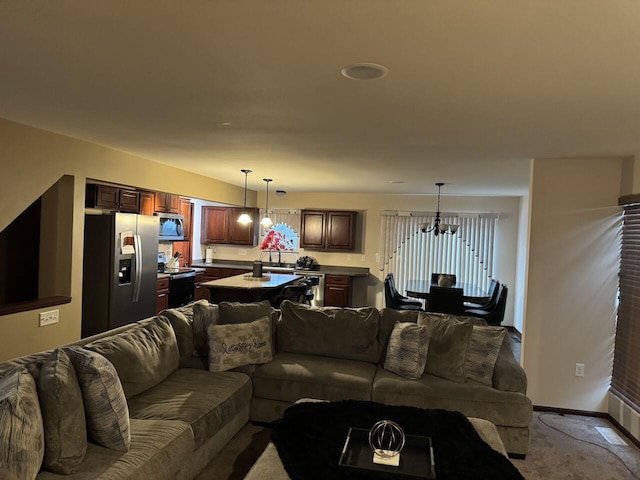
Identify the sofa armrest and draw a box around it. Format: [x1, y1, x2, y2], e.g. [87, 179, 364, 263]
[492, 338, 527, 393]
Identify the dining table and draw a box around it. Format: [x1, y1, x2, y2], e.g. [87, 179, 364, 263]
[405, 280, 488, 303]
[202, 273, 301, 304]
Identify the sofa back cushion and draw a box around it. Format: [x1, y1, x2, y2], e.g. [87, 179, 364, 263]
[160, 299, 210, 364]
[84, 316, 179, 398]
[278, 301, 380, 363]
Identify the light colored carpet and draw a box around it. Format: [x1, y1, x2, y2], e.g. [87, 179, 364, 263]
[196, 412, 640, 479]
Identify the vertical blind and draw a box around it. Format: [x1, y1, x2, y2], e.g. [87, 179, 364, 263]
[612, 202, 640, 411]
[379, 212, 498, 299]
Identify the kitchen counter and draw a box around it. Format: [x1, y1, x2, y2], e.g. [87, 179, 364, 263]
[191, 260, 369, 277]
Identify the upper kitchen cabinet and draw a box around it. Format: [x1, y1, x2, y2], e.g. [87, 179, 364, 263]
[86, 184, 140, 212]
[300, 210, 356, 251]
[201, 206, 257, 246]
[139, 191, 155, 215]
[154, 192, 180, 213]
[178, 197, 192, 241]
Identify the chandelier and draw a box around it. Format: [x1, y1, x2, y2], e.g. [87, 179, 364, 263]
[420, 182, 459, 236]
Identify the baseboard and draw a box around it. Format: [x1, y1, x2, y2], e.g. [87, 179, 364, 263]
[533, 405, 640, 449]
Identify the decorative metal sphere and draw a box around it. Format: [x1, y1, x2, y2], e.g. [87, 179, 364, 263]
[368, 420, 406, 458]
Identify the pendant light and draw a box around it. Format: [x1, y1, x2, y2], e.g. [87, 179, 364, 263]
[419, 182, 459, 236]
[237, 169, 253, 224]
[260, 178, 273, 228]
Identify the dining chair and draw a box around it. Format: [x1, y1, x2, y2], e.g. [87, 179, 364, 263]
[431, 273, 457, 287]
[426, 286, 465, 315]
[271, 284, 310, 308]
[465, 284, 508, 325]
[464, 279, 500, 309]
[384, 274, 424, 311]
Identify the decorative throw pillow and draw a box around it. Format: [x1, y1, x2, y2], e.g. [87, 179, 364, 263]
[65, 347, 130, 452]
[383, 322, 429, 380]
[192, 303, 219, 357]
[0, 367, 44, 480]
[417, 313, 473, 383]
[207, 316, 273, 372]
[465, 326, 507, 385]
[38, 349, 87, 474]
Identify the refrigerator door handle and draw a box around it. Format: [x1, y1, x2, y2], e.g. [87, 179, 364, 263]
[133, 234, 142, 302]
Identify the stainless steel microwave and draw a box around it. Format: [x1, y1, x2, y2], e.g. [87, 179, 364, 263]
[156, 213, 185, 241]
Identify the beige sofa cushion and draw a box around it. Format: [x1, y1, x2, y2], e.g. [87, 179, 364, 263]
[35, 419, 194, 480]
[252, 352, 377, 403]
[84, 316, 179, 399]
[278, 301, 380, 363]
[127, 368, 252, 450]
[0, 367, 44, 480]
[417, 313, 473, 383]
[38, 349, 87, 474]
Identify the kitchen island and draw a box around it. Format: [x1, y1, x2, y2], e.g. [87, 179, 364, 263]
[193, 260, 370, 307]
[202, 273, 301, 304]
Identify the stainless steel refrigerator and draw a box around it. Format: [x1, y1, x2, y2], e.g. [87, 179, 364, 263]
[82, 212, 159, 337]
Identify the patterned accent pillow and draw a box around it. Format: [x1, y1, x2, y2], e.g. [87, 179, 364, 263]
[383, 322, 429, 380]
[465, 326, 507, 385]
[192, 303, 219, 357]
[65, 347, 130, 452]
[0, 367, 44, 480]
[38, 349, 87, 474]
[207, 316, 273, 372]
[417, 313, 473, 383]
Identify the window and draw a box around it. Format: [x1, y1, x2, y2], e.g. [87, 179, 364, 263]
[612, 201, 640, 412]
[379, 212, 498, 298]
[259, 209, 301, 261]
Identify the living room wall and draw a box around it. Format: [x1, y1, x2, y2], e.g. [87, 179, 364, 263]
[0, 118, 253, 361]
[524, 157, 622, 413]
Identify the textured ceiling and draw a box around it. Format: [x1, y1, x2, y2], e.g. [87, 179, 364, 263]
[1, 1, 639, 195]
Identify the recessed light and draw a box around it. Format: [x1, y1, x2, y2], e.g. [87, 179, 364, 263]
[340, 62, 389, 81]
[390, 180, 405, 184]
[222, 122, 231, 126]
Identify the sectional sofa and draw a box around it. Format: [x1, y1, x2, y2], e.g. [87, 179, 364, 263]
[0, 299, 531, 479]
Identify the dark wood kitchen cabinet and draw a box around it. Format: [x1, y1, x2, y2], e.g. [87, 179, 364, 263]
[139, 191, 155, 215]
[178, 197, 192, 241]
[324, 274, 352, 307]
[154, 192, 180, 213]
[86, 184, 140, 212]
[300, 210, 356, 251]
[201, 206, 257, 245]
[156, 277, 170, 314]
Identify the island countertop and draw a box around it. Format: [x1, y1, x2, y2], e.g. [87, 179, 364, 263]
[191, 260, 369, 277]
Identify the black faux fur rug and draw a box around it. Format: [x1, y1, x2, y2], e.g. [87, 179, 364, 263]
[271, 400, 524, 480]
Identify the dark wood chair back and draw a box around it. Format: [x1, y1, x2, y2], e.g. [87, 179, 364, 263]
[426, 286, 465, 315]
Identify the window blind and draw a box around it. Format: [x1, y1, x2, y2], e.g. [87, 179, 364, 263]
[379, 212, 497, 300]
[612, 203, 640, 411]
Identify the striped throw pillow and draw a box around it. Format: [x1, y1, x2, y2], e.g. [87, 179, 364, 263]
[465, 326, 506, 385]
[38, 349, 87, 474]
[65, 347, 130, 452]
[0, 367, 44, 480]
[383, 321, 429, 380]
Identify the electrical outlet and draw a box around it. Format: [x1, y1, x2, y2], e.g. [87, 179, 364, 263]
[375, 253, 380, 263]
[39, 309, 59, 327]
[238, 249, 247, 256]
[361, 255, 366, 262]
[347, 255, 353, 262]
[575, 363, 585, 377]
